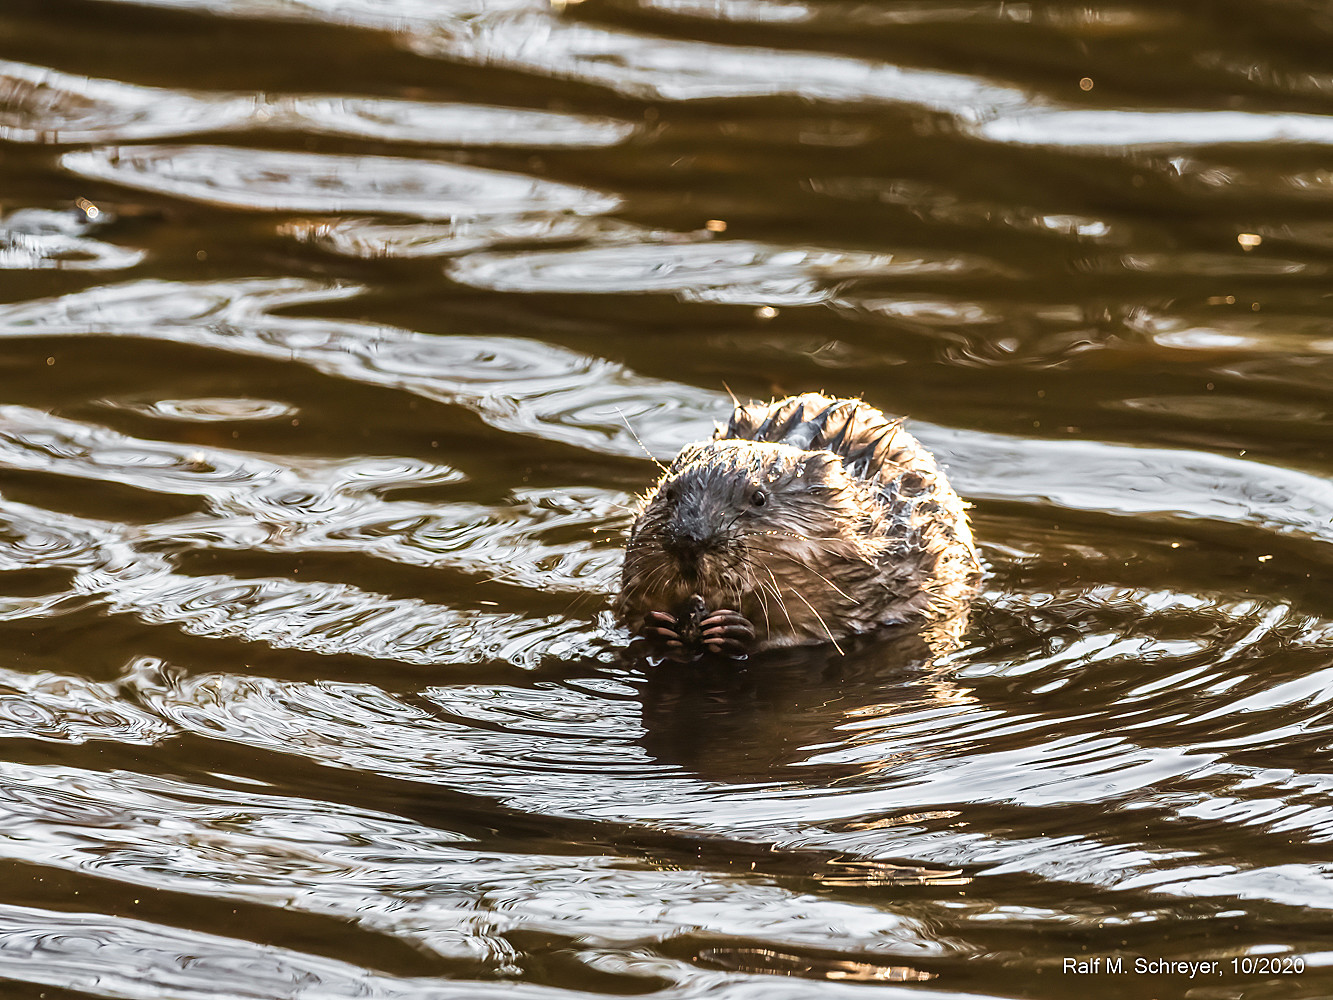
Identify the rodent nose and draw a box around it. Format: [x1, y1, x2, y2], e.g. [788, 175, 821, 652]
[663, 512, 714, 558]
[663, 525, 707, 555]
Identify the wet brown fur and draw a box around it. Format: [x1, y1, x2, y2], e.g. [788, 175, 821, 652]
[617, 393, 982, 649]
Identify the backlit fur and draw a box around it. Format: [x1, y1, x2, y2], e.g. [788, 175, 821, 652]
[617, 393, 982, 649]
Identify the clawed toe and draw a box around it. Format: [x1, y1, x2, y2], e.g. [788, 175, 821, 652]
[637, 611, 681, 644]
[702, 611, 753, 635]
[700, 610, 751, 629]
[633, 607, 754, 659]
[700, 609, 754, 656]
[704, 624, 752, 645]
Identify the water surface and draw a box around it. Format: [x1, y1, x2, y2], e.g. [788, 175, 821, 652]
[2, 1, 1333, 998]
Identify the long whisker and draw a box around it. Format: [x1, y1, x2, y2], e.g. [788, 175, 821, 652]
[788, 585, 845, 655]
[562, 587, 606, 616]
[633, 560, 671, 605]
[647, 561, 675, 598]
[762, 566, 798, 635]
[750, 566, 773, 638]
[762, 579, 793, 639]
[597, 495, 642, 517]
[737, 551, 772, 638]
[794, 562, 855, 603]
[614, 406, 669, 476]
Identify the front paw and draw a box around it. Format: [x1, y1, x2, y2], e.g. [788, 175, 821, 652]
[637, 610, 683, 647]
[699, 609, 754, 656]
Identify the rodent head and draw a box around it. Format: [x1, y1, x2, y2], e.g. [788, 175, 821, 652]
[619, 440, 879, 637]
[643, 440, 850, 564]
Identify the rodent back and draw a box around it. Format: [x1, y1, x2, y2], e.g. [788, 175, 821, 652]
[718, 392, 912, 487]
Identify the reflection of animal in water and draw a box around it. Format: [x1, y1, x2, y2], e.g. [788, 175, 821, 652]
[637, 617, 971, 785]
[618, 393, 982, 658]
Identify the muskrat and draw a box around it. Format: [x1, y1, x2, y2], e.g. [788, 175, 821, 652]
[617, 393, 982, 656]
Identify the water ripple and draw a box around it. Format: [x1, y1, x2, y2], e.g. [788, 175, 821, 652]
[0, 494, 611, 667]
[0, 61, 251, 144]
[9, 0, 1333, 994]
[0, 902, 576, 1000]
[0, 761, 957, 986]
[810, 178, 1125, 245]
[0, 406, 624, 595]
[0, 666, 168, 744]
[0, 500, 105, 572]
[637, 0, 1181, 33]
[66, 0, 1046, 119]
[0, 278, 721, 458]
[1, 60, 633, 147]
[79, 0, 533, 31]
[99, 575, 1333, 907]
[407, 10, 1037, 117]
[4, 282, 1333, 559]
[0, 207, 145, 272]
[109, 396, 299, 422]
[283, 215, 657, 260]
[930, 426, 1333, 552]
[976, 108, 1333, 151]
[290, 94, 634, 148]
[62, 146, 620, 219]
[446, 239, 1009, 306]
[96, 568, 604, 666]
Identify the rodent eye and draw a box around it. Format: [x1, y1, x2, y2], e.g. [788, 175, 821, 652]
[751, 489, 766, 507]
[664, 485, 678, 502]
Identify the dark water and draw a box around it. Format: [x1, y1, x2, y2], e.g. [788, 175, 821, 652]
[2, 1, 1333, 997]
